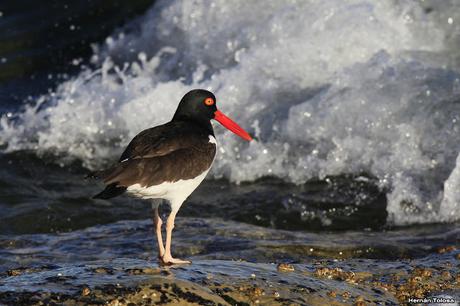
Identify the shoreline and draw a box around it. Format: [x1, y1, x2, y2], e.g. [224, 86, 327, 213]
[1, 218, 459, 305]
[2, 256, 459, 305]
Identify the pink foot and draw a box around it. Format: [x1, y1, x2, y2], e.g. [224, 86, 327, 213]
[160, 255, 191, 265]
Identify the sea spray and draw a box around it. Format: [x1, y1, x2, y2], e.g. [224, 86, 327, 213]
[1, 0, 459, 225]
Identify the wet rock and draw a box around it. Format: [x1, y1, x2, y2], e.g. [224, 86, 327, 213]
[5, 267, 45, 277]
[277, 263, 295, 272]
[126, 267, 160, 275]
[248, 286, 264, 298]
[81, 286, 91, 296]
[327, 290, 336, 298]
[6, 269, 22, 276]
[314, 267, 355, 282]
[413, 268, 432, 279]
[354, 295, 366, 306]
[93, 267, 113, 274]
[438, 246, 457, 254]
[441, 271, 452, 280]
[372, 281, 395, 293]
[107, 299, 121, 306]
[3, 256, 458, 306]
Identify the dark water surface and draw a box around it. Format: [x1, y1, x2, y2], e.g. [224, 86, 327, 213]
[0, 151, 388, 235]
[0, 151, 459, 304]
[0, 0, 155, 113]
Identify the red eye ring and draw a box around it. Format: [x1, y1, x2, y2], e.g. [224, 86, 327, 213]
[204, 97, 214, 106]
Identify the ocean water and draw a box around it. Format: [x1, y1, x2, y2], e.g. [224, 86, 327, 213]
[1, 0, 459, 227]
[1, 1, 460, 303]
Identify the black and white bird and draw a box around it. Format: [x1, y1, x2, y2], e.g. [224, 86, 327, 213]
[90, 89, 252, 264]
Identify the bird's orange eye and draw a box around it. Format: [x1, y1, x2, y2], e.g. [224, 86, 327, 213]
[204, 97, 214, 106]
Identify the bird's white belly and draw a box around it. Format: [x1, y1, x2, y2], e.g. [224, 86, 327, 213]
[126, 135, 216, 212]
[126, 168, 210, 211]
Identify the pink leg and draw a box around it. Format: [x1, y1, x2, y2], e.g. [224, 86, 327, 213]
[152, 205, 165, 258]
[161, 210, 191, 265]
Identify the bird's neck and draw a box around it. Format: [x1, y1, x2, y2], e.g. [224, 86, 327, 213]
[173, 115, 215, 136]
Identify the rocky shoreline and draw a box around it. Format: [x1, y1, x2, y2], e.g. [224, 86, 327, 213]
[1, 218, 460, 305]
[2, 248, 459, 305]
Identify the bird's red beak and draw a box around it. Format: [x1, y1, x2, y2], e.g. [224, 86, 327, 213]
[214, 110, 253, 141]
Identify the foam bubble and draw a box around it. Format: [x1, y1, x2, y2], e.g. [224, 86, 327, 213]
[440, 153, 460, 222]
[1, 0, 460, 225]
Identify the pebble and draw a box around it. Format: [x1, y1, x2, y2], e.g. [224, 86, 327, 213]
[250, 287, 264, 297]
[327, 290, 336, 298]
[355, 295, 366, 306]
[142, 267, 160, 274]
[413, 268, 432, 278]
[94, 267, 111, 274]
[441, 271, 452, 280]
[108, 299, 120, 306]
[277, 263, 295, 272]
[438, 246, 456, 254]
[81, 286, 90, 296]
[7, 269, 22, 276]
[314, 267, 355, 282]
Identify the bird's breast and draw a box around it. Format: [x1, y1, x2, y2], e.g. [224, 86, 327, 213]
[208, 135, 217, 145]
[124, 134, 216, 204]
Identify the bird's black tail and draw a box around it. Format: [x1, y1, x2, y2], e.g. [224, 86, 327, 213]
[92, 183, 127, 199]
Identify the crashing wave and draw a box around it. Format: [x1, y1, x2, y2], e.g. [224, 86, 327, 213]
[1, 0, 460, 225]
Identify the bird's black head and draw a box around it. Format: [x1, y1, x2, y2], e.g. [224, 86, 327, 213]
[173, 89, 253, 141]
[173, 89, 217, 123]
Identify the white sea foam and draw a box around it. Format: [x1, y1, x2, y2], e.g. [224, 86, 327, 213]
[1, 0, 460, 225]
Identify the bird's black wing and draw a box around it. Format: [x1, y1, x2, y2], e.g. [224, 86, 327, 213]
[118, 121, 208, 162]
[89, 120, 215, 199]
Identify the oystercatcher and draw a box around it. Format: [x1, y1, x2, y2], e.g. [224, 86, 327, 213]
[90, 89, 252, 264]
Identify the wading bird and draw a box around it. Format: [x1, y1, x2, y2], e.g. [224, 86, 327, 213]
[91, 89, 252, 264]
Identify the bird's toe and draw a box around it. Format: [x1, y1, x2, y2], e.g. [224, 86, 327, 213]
[160, 255, 191, 265]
